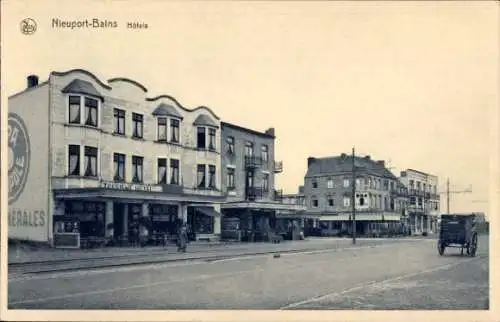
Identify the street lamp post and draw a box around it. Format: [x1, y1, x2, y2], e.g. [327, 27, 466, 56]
[351, 147, 356, 245]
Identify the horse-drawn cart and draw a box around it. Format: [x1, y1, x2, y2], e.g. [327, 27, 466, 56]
[437, 214, 478, 257]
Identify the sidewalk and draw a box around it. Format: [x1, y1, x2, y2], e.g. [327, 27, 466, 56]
[8, 237, 396, 265]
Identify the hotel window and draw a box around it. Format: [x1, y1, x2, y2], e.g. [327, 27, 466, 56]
[84, 97, 98, 127]
[208, 128, 216, 151]
[327, 179, 334, 189]
[312, 181, 318, 189]
[68, 96, 81, 124]
[197, 165, 206, 188]
[170, 119, 180, 143]
[170, 159, 179, 185]
[416, 181, 421, 190]
[208, 165, 216, 189]
[113, 153, 125, 181]
[226, 136, 235, 154]
[197, 127, 206, 149]
[246, 171, 254, 188]
[263, 173, 269, 191]
[84, 146, 98, 177]
[261, 145, 268, 162]
[114, 108, 125, 135]
[132, 113, 143, 139]
[132, 156, 144, 183]
[328, 198, 334, 207]
[409, 180, 414, 188]
[312, 199, 319, 208]
[343, 179, 350, 188]
[227, 168, 235, 189]
[68, 145, 80, 176]
[157, 158, 167, 184]
[245, 142, 254, 157]
[410, 196, 416, 205]
[157, 118, 167, 141]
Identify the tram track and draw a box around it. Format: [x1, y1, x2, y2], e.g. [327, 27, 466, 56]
[8, 242, 392, 276]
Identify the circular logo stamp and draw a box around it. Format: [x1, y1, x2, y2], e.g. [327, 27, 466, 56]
[20, 18, 37, 35]
[8, 113, 31, 205]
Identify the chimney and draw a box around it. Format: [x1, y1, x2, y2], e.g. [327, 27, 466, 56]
[307, 157, 316, 167]
[27, 75, 39, 89]
[400, 171, 407, 177]
[340, 153, 347, 158]
[364, 155, 371, 160]
[265, 127, 275, 137]
[377, 160, 385, 167]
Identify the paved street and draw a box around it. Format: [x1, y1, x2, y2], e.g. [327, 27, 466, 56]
[8, 236, 488, 310]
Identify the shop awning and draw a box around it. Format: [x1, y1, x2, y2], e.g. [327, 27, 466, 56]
[195, 207, 222, 217]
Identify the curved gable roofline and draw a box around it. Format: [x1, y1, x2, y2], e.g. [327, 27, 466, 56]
[51, 69, 112, 90]
[108, 77, 148, 93]
[146, 95, 220, 120]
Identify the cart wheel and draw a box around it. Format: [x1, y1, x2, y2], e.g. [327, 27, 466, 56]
[438, 241, 445, 256]
[468, 233, 478, 257]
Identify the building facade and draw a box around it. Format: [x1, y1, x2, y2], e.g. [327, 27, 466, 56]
[398, 169, 440, 234]
[8, 69, 227, 247]
[304, 154, 408, 236]
[219, 123, 305, 241]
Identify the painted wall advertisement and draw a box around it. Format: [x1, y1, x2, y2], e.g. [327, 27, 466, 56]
[8, 87, 50, 242]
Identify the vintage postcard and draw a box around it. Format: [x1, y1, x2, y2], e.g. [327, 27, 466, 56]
[1, 1, 498, 322]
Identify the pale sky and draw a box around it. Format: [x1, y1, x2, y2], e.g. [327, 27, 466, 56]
[2, 1, 498, 218]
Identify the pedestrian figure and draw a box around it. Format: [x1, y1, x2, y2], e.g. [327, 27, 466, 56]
[177, 224, 188, 252]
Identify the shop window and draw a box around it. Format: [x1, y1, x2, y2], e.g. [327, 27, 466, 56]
[113, 153, 125, 181]
[157, 117, 167, 141]
[132, 113, 143, 139]
[170, 159, 180, 185]
[113, 108, 125, 135]
[194, 211, 214, 234]
[170, 119, 180, 143]
[64, 201, 105, 238]
[132, 156, 144, 183]
[197, 127, 206, 149]
[197, 164, 206, 188]
[68, 144, 80, 176]
[84, 146, 98, 177]
[157, 158, 167, 184]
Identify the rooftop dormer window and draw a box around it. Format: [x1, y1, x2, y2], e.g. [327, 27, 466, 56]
[193, 114, 218, 152]
[152, 103, 183, 144]
[63, 79, 103, 129]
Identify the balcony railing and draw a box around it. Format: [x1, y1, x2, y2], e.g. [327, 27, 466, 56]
[273, 161, 283, 173]
[244, 155, 263, 169]
[245, 186, 269, 201]
[183, 186, 226, 198]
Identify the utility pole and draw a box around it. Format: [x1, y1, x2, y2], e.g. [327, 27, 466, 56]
[351, 147, 356, 245]
[447, 178, 450, 214]
[442, 178, 472, 214]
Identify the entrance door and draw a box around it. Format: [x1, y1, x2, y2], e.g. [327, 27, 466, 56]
[113, 202, 125, 237]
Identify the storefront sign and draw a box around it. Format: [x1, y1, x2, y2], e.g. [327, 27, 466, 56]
[100, 181, 162, 193]
[8, 208, 46, 228]
[8, 113, 31, 205]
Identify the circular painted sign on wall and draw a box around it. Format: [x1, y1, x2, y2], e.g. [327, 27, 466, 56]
[8, 113, 31, 205]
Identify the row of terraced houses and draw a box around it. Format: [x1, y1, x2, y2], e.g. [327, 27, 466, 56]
[7, 69, 440, 248]
[7, 69, 305, 248]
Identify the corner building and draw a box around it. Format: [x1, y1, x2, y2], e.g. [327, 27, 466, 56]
[8, 69, 225, 246]
[219, 123, 305, 242]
